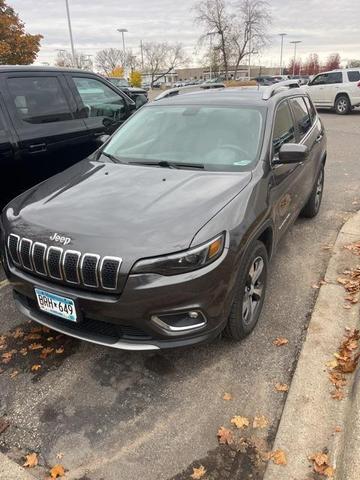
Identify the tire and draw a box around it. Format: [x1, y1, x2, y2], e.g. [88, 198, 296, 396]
[224, 240, 268, 340]
[335, 95, 351, 115]
[301, 166, 324, 218]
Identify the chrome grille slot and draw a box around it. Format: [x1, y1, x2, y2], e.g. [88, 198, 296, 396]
[19, 238, 33, 271]
[81, 254, 100, 287]
[101, 257, 121, 290]
[32, 242, 47, 275]
[63, 250, 81, 284]
[8, 234, 20, 265]
[47, 247, 63, 280]
[7, 235, 121, 292]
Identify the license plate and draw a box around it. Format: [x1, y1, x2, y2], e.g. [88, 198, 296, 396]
[35, 288, 77, 322]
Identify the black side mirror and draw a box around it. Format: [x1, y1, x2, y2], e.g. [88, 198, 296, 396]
[274, 143, 309, 165]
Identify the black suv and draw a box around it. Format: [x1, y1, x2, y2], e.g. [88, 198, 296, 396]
[0, 81, 326, 351]
[106, 77, 148, 108]
[0, 66, 137, 206]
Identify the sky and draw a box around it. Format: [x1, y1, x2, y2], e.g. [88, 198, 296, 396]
[10, 0, 360, 68]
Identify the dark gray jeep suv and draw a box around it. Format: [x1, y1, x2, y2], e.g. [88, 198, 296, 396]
[0, 81, 327, 351]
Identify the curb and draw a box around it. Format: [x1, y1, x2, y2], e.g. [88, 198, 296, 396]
[264, 210, 360, 480]
[0, 452, 36, 480]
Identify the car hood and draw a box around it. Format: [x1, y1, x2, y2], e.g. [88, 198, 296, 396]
[4, 160, 251, 263]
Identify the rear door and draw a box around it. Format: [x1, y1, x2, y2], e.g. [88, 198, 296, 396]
[346, 70, 360, 105]
[0, 95, 18, 205]
[270, 100, 304, 233]
[321, 71, 344, 106]
[2, 71, 90, 184]
[288, 96, 321, 205]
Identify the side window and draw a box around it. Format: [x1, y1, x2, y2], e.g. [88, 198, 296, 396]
[325, 72, 343, 84]
[289, 97, 312, 138]
[7, 77, 73, 124]
[311, 74, 327, 86]
[304, 96, 317, 124]
[347, 71, 360, 82]
[72, 77, 126, 121]
[272, 102, 296, 154]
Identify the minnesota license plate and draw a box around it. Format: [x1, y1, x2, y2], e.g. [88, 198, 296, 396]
[35, 288, 77, 322]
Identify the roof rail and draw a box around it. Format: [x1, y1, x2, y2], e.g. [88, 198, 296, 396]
[262, 79, 301, 101]
[154, 83, 225, 101]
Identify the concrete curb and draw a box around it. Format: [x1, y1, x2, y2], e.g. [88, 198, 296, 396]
[0, 452, 36, 480]
[264, 210, 360, 480]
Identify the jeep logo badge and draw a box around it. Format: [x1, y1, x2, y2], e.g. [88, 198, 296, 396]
[50, 233, 71, 246]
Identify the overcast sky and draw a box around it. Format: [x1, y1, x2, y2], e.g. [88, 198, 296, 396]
[11, 0, 360, 68]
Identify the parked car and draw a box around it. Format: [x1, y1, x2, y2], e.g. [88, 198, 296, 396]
[0, 66, 138, 207]
[1, 81, 326, 351]
[252, 76, 277, 86]
[106, 77, 148, 108]
[304, 68, 360, 114]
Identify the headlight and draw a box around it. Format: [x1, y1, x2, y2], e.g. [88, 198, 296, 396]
[131, 233, 225, 276]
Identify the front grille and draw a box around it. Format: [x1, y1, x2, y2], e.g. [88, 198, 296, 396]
[7, 234, 122, 291]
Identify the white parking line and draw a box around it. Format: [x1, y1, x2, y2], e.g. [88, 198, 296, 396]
[0, 279, 9, 290]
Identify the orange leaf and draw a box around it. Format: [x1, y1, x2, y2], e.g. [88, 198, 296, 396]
[223, 392, 233, 401]
[217, 426, 234, 445]
[31, 364, 41, 372]
[274, 383, 289, 392]
[55, 347, 64, 354]
[253, 415, 268, 429]
[50, 464, 65, 478]
[23, 452, 38, 468]
[40, 347, 54, 359]
[191, 465, 206, 479]
[273, 337, 289, 347]
[270, 449, 287, 465]
[231, 416, 249, 429]
[28, 343, 43, 351]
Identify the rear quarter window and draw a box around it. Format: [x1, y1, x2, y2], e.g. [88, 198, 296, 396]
[347, 71, 360, 82]
[289, 97, 312, 139]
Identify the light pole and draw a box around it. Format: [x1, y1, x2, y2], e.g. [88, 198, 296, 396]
[65, 0, 76, 67]
[117, 28, 128, 77]
[278, 33, 287, 75]
[206, 31, 216, 80]
[290, 40, 302, 76]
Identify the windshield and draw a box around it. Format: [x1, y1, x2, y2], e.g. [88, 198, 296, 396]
[103, 104, 265, 171]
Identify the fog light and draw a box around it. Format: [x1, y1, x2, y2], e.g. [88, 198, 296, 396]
[151, 310, 206, 334]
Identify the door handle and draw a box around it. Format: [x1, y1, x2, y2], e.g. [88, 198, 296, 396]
[315, 134, 323, 144]
[28, 143, 47, 153]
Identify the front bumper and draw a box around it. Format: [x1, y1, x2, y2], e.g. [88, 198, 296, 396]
[3, 246, 236, 350]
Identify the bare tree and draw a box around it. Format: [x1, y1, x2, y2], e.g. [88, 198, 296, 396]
[55, 50, 93, 70]
[95, 48, 124, 75]
[142, 42, 188, 86]
[348, 59, 360, 68]
[194, 0, 232, 79]
[231, 0, 271, 79]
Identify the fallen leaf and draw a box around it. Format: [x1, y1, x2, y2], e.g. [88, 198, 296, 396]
[56, 452, 64, 460]
[217, 426, 234, 445]
[23, 452, 38, 468]
[9, 370, 18, 379]
[269, 449, 287, 465]
[231, 415, 249, 429]
[191, 465, 207, 479]
[273, 337, 288, 347]
[40, 347, 54, 359]
[331, 389, 345, 401]
[11, 327, 24, 339]
[0, 417, 10, 434]
[312, 283, 320, 289]
[28, 343, 43, 351]
[334, 426, 342, 433]
[275, 383, 289, 392]
[253, 415, 268, 429]
[50, 464, 65, 478]
[31, 364, 41, 372]
[309, 452, 335, 477]
[55, 347, 64, 354]
[24, 333, 42, 341]
[325, 359, 338, 369]
[1, 352, 13, 364]
[20, 347, 28, 356]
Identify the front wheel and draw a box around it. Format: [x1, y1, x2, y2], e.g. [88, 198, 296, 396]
[335, 95, 351, 115]
[224, 240, 268, 340]
[301, 166, 324, 218]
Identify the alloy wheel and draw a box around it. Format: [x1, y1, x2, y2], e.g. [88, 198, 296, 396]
[314, 169, 324, 211]
[242, 256, 265, 326]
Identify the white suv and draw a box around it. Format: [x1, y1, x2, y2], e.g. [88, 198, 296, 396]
[305, 69, 360, 114]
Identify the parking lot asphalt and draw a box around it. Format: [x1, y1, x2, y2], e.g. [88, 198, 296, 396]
[0, 110, 360, 480]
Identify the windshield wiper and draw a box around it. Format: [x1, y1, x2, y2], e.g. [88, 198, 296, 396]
[100, 151, 127, 164]
[128, 160, 204, 170]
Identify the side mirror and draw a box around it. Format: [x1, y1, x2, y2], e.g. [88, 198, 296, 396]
[274, 144, 309, 165]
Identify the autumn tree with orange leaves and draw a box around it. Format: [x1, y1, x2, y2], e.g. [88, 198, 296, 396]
[0, 1, 42, 65]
